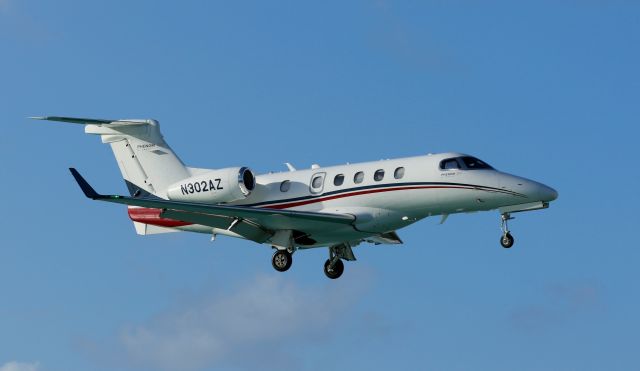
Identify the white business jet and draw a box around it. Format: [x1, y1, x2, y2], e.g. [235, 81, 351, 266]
[33, 116, 558, 279]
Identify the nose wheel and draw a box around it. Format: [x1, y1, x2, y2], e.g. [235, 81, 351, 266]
[272, 249, 293, 272]
[500, 232, 515, 248]
[500, 213, 515, 248]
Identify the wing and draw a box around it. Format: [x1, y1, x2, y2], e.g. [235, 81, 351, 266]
[69, 168, 356, 242]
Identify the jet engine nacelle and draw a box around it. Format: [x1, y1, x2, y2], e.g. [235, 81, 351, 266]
[167, 167, 255, 203]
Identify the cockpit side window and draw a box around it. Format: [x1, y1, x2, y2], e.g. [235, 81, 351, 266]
[440, 158, 461, 170]
[460, 156, 493, 170]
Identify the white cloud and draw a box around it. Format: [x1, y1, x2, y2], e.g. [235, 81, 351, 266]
[0, 361, 40, 371]
[119, 272, 372, 370]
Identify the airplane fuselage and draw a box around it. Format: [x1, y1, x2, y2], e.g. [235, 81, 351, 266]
[171, 152, 557, 248]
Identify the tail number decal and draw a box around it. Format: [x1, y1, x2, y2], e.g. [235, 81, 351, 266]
[180, 179, 223, 195]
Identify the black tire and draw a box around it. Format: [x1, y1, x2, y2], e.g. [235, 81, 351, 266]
[272, 250, 292, 272]
[323, 258, 344, 279]
[500, 232, 515, 248]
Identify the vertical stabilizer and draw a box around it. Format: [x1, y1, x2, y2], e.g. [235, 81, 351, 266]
[85, 120, 190, 198]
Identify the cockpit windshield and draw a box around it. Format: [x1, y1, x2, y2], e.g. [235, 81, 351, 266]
[460, 156, 493, 170]
[439, 156, 494, 170]
[441, 158, 460, 170]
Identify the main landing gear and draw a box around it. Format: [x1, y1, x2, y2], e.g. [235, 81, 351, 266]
[324, 246, 345, 279]
[271, 247, 344, 278]
[500, 213, 515, 248]
[271, 243, 355, 279]
[324, 258, 344, 279]
[323, 243, 356, 279]
[271, 249, 292, 272]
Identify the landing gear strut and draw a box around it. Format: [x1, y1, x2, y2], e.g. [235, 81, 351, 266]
[272, 249, 292, 272]
[500, 213, 515, 248]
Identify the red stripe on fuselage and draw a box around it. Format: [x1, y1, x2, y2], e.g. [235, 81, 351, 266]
[128, 185, 478, 225]
[128, 207, 192, 227]
[263, 185, 474, 210]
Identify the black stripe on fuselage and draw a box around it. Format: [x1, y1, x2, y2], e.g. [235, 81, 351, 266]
[244, 181, 526, 208]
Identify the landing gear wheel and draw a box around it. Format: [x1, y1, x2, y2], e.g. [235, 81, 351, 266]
[324, 258, 344, 279]
[272, 250, 292, 272]
[500, 232, 515, 248]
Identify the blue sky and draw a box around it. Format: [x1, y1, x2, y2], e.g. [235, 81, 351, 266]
[1, 1, 639, 370]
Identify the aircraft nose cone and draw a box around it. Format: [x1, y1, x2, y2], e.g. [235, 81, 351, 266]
[500, 174, 558, 202]
[528, 181, 558, 202]
[540, 184, 558, 202]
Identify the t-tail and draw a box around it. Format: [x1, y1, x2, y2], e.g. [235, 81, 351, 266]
[32, 116, 190, 234]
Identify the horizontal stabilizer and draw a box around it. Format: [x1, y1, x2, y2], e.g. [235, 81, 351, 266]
[29, 116, 149, 126]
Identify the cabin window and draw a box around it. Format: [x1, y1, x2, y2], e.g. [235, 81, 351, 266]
[354, 171, 364, 184]
[280, 180, 291, 192]
[394, 167, 405, 179]
[334, 174, 345, 186]
[440, 158, 460, 170]
[374, 169, 385, 181]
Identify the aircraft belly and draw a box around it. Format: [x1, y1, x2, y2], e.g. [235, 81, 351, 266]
[175, 224, 215, 234]
[171, 216, 366, 248]
[298, 229, 377, 249]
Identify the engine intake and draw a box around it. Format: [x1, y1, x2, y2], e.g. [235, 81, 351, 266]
[167, 167, 255, 203]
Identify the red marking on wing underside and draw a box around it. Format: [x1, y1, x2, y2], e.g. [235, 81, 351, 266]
[128, 207, 193, 227]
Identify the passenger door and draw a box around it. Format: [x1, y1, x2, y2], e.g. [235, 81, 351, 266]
[309, 172, 326, 195]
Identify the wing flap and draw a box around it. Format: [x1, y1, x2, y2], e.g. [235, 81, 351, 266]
[162, 210, 272, 243]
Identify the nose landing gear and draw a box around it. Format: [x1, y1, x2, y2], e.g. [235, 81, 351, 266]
[500, 213, 515, 248]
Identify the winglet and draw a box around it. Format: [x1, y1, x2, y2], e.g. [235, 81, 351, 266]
[69, 168, 101, 199]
